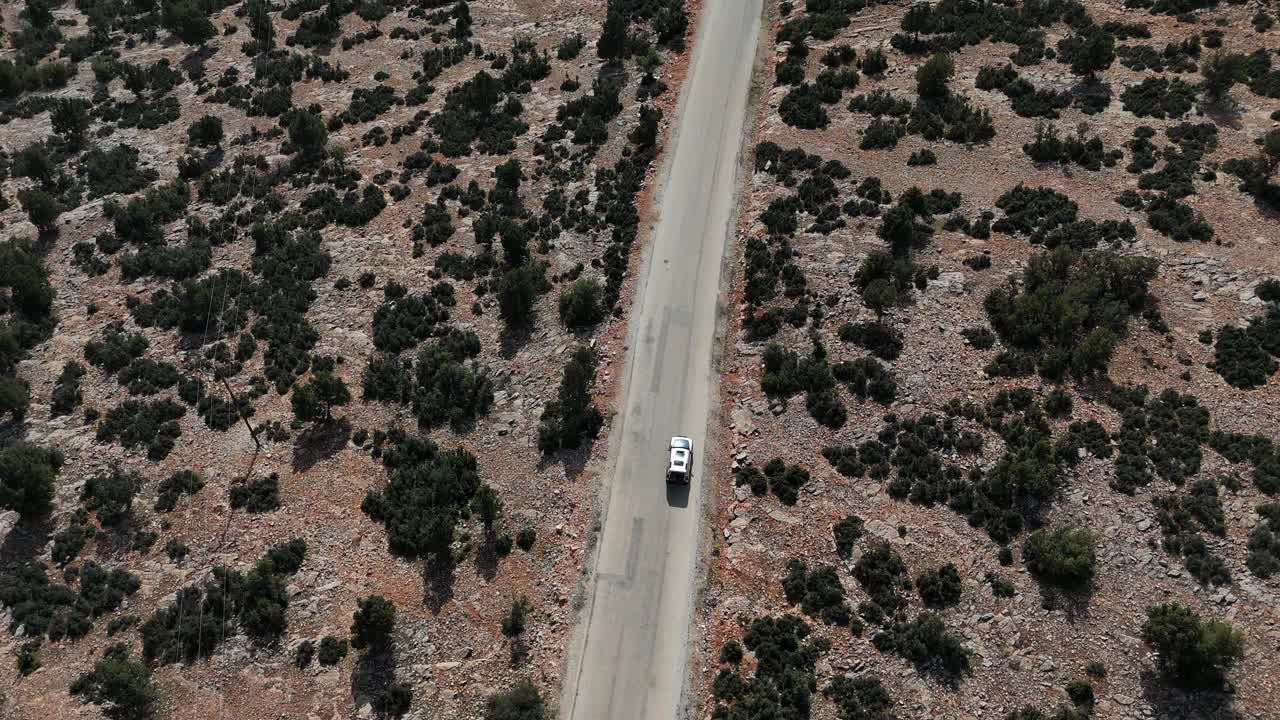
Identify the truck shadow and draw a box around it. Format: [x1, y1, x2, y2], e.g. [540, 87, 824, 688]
[666, 481, 689, 509]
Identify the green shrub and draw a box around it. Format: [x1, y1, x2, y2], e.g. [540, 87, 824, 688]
[986, 572, 1016, 598]
[823, 675, 895, 720]
[1022, 527, 1096, 590]
[497, 262, 551, 328]
[82, 466, 141, 527]
[187, 115, 224, 146]
[853, 542, 910, 619]
[1121, 77, 1199, 118]
[1142, 603, 1244, 689]
[361, 434, 486, 561]
[51, 361, 86, 416]
[538, 347, 604, 454]
[485, 680, 546, 720]
[318, 635, 348, 665]
[291, 371, 351, 424]
[96, 399, 185, 460]
[71, 644, 156, 720]
[230, 473, 280, 513]
[710, 615, 828, 720]
[782, 560, 851, 625]
[916, 563, 962, 608]
[559, 278, 607, 330]
[871, 613, 971, 681]
[0, 442, 62, 518]
[154, 470, 204, 512]
[833, 515, 865, 558]
[18, 187, 63, 233]
[351, 595, 396, 651]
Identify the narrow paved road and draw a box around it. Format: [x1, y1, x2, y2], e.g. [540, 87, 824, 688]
[560, 2, 763, 719]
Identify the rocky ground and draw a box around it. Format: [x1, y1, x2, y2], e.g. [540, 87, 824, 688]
[697, 1, 1280, 719]
[0, 1, 692, 719]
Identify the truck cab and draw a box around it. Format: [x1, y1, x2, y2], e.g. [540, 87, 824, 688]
[667, 436, 693, 483]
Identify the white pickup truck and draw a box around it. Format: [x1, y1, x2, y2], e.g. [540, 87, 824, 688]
[667, 436, 693, 484]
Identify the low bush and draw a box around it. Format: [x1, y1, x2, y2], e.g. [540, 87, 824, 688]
[916, 563, 962, 608]
[82, 467, 141, 527]
[70, 644, 156, 720]
[538, 347, 604, 454]
[318, 635, 348, 665]
[833, 515, 865, 558]
[782, 560, 851, 626]
[1022, 526, 1096, 590]
[871, 613, 971, 681]
[0, 442, 63, 518]
[1142, 603, 1244, 689]
[229, 473, 281, 513]
[1120, 77, 1199, 119]
[96, 399, 186, 460]
[559, 278, 607, 329]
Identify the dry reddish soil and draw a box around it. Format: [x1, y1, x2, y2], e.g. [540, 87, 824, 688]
[697, 2, 1280, 720]
[0, 1, 694, 719]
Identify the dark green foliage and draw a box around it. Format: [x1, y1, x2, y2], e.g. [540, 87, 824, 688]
[0, 442, 62, 518]
[1056, 26, 1114, 78]
[871, 613, 971, 681]
[165, 540, 188, 562]
[833, 515, 865, 558]
[163, 0, 217, 45]
[0, 561, 139, 642]
[371, 288, 452, 354]
[863, 47, 889, 75]
[96, 399, 185, 460]
[51, 98, 92, 148]
[849, 89, 913, 118]
[229, 473, 280, 513]
[833, 357, 898, 404]
[79, 144, 158, 197]
[295, 639, 315, 668]
[907, 148, 937, 166]
[52, 511, 94, 565]
[50, 358, 84, 415]
[916, 563, 962, 608]
[187, 115, 224, 146]
[497, 262, 551, 328]
[1107, 388, 1210, 493]
[154, 470, 204, 512]
[117, 358, 179, 396]
[17, 640, 41, 676]
[822, 445, 867, 479]
[485, 680, 546, 720]
[984, 247, 1159, 380]
[365, 329, 493, 430]
[318, 635, 348, 665]
[1142, 603, 1244, 689]
[351, 594, 396, 651]
[538, 347, 604, 454]
[18, 187, 63, 233]
[1023, 122, 1122, 170]
[502, 595, 531, 637]
[559, 278, 607, 329]
[291, 371, 351, 424]
[779, 82, 833, 129]
[823, 675, 895, 720]
[987, 572, 1016, 598]
[141, 543, 306, 663]
[1066, 680, 1095, 709]
[361, 433, 486, 561]
[710, 615, 829, 720]
[737, 458, 810, 505]
[1022, 526, 1096, 590]
[82, 466, 140, 527]
[838, 322, 902, 360]
[853, 542, 910, 620]
[85, 324, 149, 374]
[962, 327, 996, 349]
[70, 644, 156, 720]
[1247, 504, 1280, 577]
[1120, 78, 1199, 119]
[782, 560, 851, 625]
[1210, 299, 1280, 389]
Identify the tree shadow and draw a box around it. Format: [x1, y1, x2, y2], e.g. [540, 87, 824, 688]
[497, 323, 533, 359]
[509, 635, 528, 667]
[1034, 579, 1095, 622]
[0, 515, 53, 573]
[473, 534, 499, 582]
[1201, 100, 1244, 130]
[1139, 669, 1242, 720]
[292, 418, 351, 472]
[536, 444, 590, 482]
[422, 554, 456, 615]
[350, 646, 397, 713]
